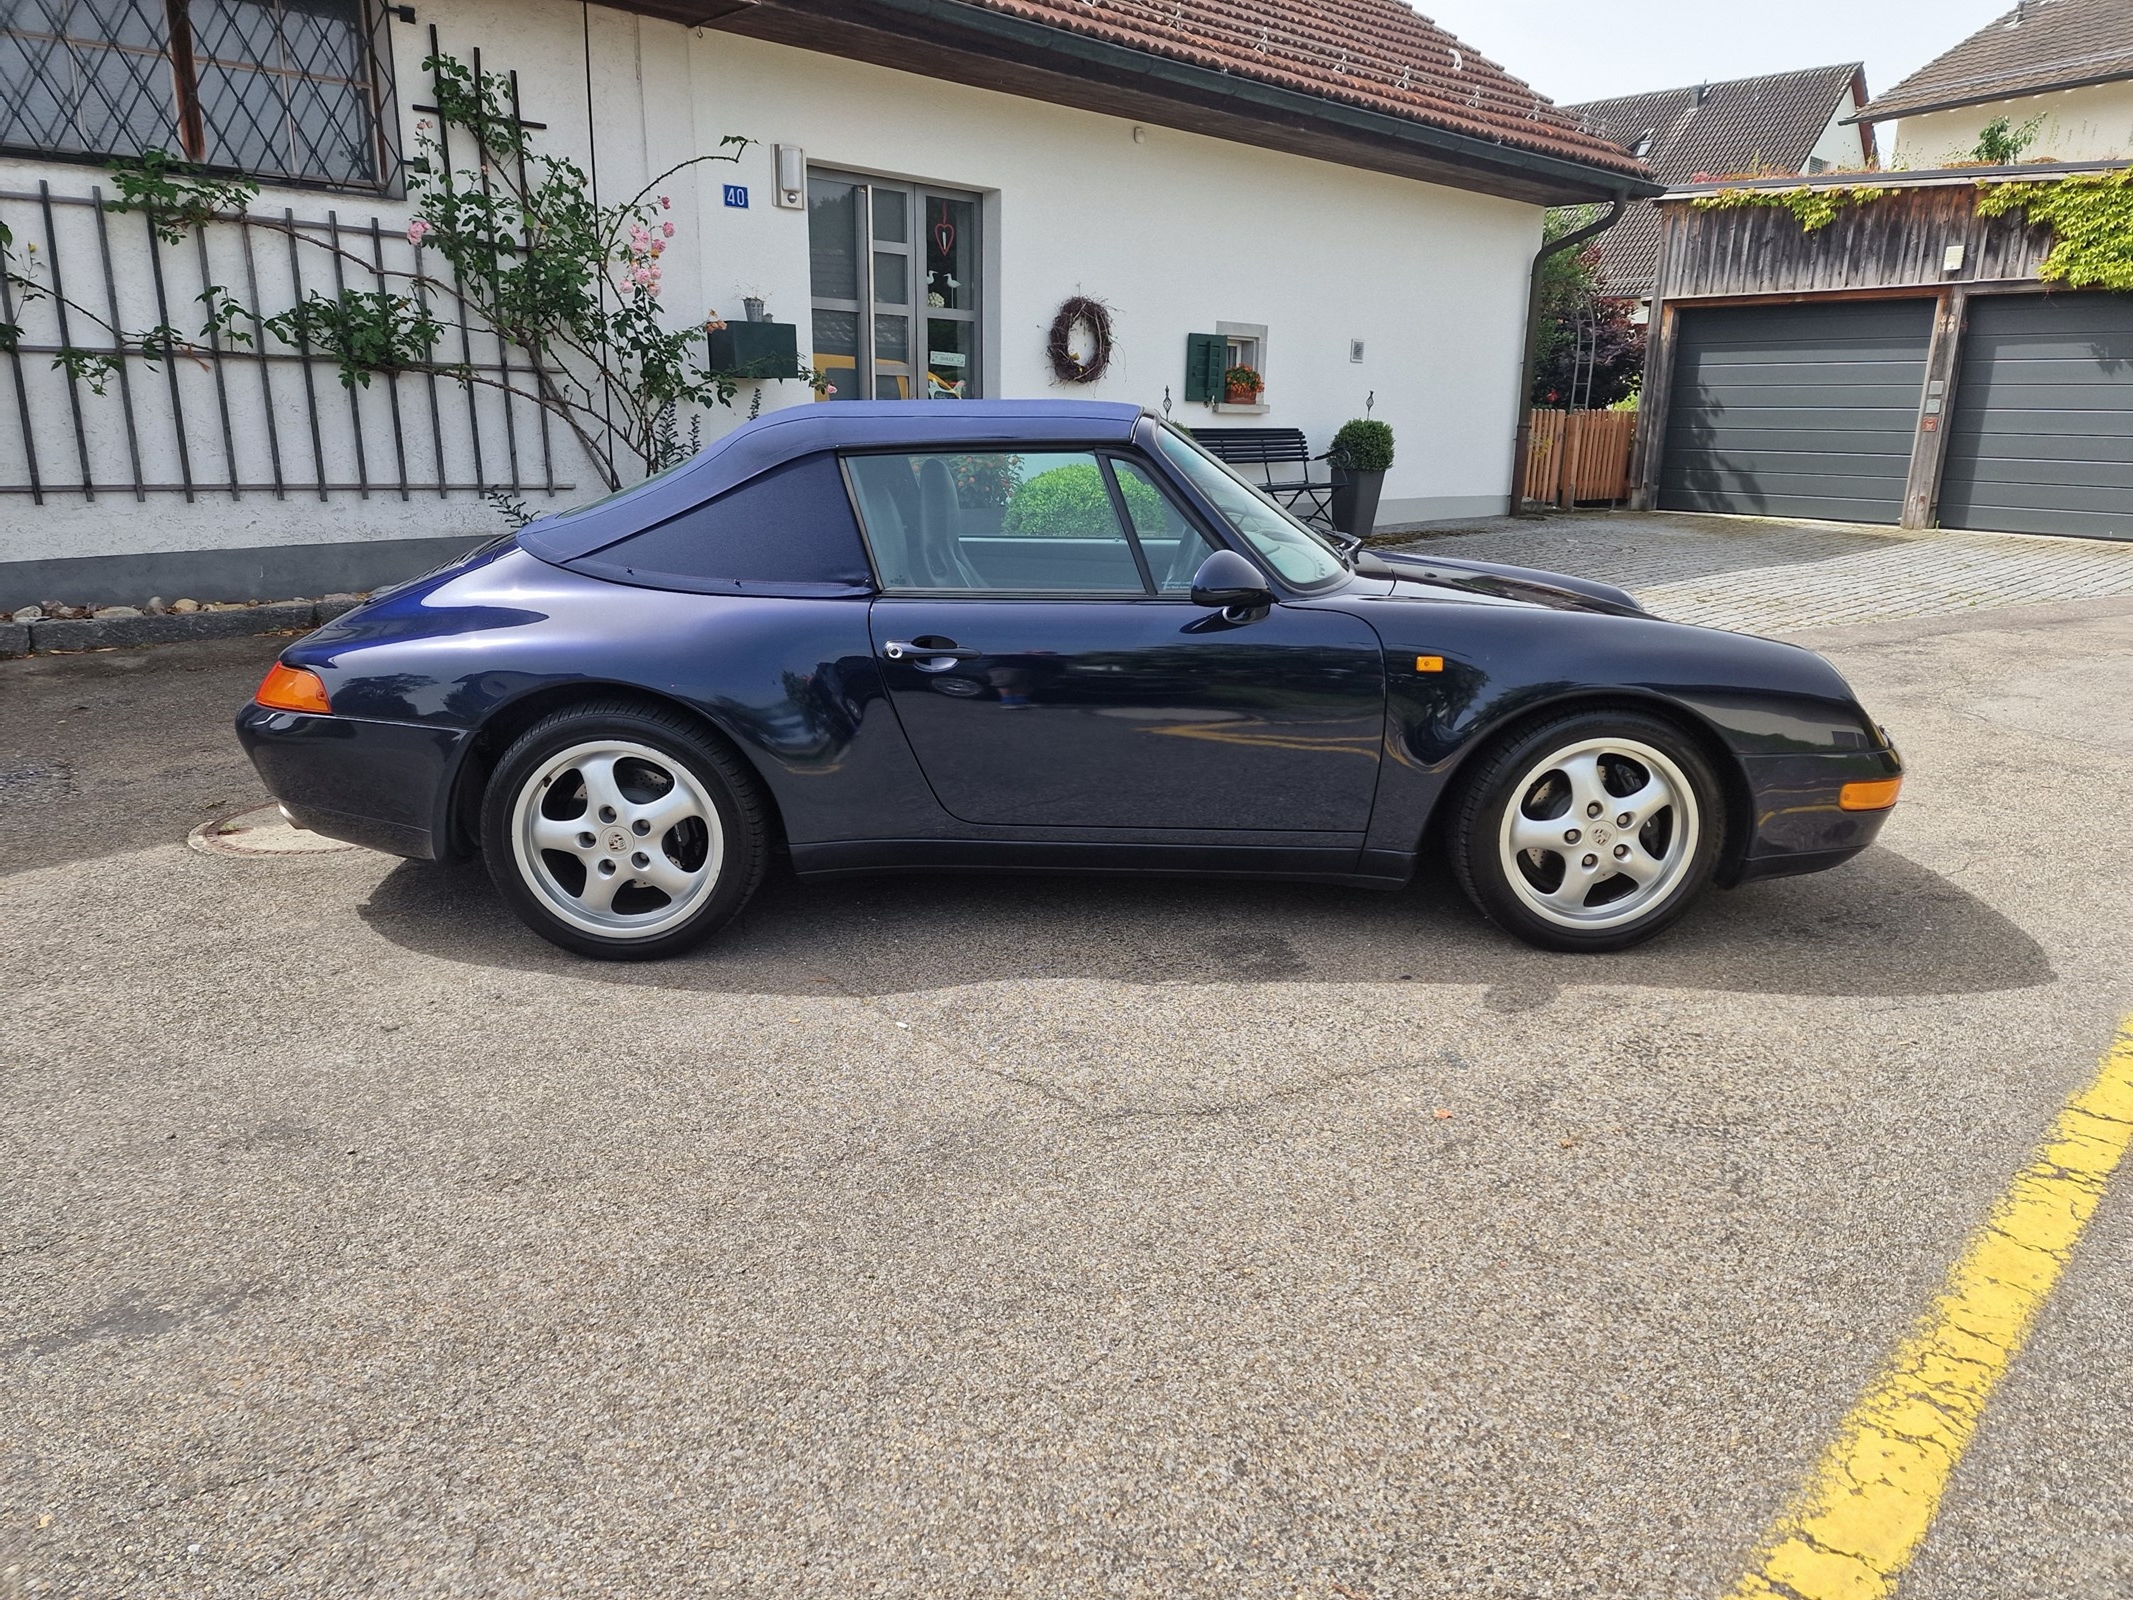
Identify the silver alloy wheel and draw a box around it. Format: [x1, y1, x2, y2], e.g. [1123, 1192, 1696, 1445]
[1496, 735, 1700, 931]
[509, 738, 724, 940]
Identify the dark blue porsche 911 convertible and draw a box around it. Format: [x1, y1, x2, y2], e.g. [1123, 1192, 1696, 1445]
[236, 400, 1902, 960]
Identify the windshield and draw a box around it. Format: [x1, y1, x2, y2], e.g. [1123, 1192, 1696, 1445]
[1153, 425, 1348, 589]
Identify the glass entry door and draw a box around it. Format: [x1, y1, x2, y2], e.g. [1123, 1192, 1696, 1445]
[809, 171, 979, 401]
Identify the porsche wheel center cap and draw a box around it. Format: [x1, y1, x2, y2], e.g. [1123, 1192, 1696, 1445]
[607, 830, 629, 853]
[1591, 826, 1613, 847]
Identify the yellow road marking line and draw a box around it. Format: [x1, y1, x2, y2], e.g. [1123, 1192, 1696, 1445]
[1725, 1020, 2133, 1600]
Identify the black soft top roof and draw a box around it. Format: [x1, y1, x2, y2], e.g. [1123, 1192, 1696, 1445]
[521, 399, 1147, 565]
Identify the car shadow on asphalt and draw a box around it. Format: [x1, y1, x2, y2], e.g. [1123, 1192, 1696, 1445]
[356, 845, 2051, 1000]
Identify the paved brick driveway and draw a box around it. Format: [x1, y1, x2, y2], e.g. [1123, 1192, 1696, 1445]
[1388, 511, 2133, 634]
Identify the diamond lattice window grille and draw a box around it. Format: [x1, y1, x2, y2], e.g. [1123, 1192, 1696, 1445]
[1, 0, 388, 189]
[0, 0, 183, 158]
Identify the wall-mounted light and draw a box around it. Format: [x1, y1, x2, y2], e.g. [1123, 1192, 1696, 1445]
[774, 145, 805, 210]
[1943, 243, 1966, 274]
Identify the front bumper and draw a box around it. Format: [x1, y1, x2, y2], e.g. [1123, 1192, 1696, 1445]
[235, 704, 469, 860]
[1726, 746, 1904, 885]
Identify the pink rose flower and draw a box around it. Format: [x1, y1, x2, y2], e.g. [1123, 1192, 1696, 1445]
[659, 195, 671, 210]
[406, 218, 432, 245]
[661, 221, 675, 238]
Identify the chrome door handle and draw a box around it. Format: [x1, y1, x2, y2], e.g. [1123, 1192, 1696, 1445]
[883, 639, 981, 663]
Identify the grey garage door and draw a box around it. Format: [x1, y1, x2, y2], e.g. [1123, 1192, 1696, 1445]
[1659, 301, 1934, 523]
[1938, 293, 2133, 540]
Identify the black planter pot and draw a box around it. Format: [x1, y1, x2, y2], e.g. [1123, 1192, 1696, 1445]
[1330, 466, 1386, 538]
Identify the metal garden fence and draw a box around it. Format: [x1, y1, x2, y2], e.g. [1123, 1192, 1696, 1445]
[0, 177, 577, 504]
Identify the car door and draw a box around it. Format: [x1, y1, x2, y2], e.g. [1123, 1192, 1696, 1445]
[848, 446, 1385, 832]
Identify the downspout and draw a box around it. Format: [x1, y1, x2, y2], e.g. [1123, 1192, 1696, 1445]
[1509, 195, 1625, 514]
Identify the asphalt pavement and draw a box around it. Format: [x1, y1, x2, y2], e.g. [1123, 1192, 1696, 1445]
[3, 531, 2131, 1599]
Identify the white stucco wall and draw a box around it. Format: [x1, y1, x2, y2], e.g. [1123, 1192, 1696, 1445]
[1804, 100, 1873, 171]
[0, 0, 1543, 585]
[1888, 81, 2133, 166]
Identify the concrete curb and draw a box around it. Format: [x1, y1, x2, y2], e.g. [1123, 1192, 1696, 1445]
[0, 599, 362, 658]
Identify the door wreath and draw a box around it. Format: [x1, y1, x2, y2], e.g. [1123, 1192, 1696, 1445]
[1046, 295, 1114, 384]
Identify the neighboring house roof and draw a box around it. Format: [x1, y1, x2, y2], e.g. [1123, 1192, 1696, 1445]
[1854, 0, 2133, 123]
[1560, 64, 1870, 296]
[663, 0, 1655, 203]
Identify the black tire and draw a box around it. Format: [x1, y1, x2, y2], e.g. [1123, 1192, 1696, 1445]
[1448, 708, 1725, 953]
[480, 699, 768, 960]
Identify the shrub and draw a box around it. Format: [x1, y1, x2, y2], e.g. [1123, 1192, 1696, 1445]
[1328, 418, 1394, 472]
[1001, 463, 1163, 537]
[1968, 115, 2044, 166]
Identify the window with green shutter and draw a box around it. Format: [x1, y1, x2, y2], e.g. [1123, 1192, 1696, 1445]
[1184, 332, 1226, 403]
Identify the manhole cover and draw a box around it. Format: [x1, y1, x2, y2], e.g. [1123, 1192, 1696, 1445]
[188, 801, 359, 857]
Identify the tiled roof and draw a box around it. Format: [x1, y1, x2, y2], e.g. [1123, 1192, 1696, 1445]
[952, 0, 1649, 178]
[1560, 64, 1867, 295]
[1857, 0, 2133, 122]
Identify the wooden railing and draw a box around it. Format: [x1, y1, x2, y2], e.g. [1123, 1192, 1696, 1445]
[1521, 408, 1637, 507]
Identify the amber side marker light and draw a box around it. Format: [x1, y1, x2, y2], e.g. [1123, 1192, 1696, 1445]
[254, 663, 332, 715]
[1840, 776, 1902, 811]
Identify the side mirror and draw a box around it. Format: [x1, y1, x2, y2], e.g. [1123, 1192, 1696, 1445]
[1189, 549, 1274, 610]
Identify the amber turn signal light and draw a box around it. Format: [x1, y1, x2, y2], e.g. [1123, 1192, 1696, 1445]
[254, 662, 332, 714]
[1839, 776, 1902, 811]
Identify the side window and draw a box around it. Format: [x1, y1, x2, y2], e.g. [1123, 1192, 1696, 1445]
[1110, 457, 1214, 593]
[846, 451, 1146, 593]
[566, 455, 873, 595]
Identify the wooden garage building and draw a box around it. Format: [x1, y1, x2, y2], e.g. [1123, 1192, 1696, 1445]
[1631, 164, 2133, 540]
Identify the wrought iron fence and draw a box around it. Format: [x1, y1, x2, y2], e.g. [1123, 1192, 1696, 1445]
[0, 179, 576, 502]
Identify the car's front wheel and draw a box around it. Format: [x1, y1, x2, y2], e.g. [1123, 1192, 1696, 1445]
[1450, 710, 1723, 952]
[481, 701, 766, 960]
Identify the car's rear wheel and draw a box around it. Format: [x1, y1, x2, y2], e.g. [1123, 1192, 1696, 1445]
[1449, 709, 1723, 952]
[481, 702, 766, 960]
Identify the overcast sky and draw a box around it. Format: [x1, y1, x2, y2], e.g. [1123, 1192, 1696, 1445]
[1414, 0, 2013, 107]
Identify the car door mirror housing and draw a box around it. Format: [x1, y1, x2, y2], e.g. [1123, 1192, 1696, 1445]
[1189, 549, 1274, 610]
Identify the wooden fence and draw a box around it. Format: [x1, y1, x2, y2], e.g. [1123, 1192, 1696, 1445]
[1521, 408, 1637, 507]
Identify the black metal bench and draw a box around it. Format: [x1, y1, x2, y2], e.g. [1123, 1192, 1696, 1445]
[1190, 427, 1336, 531]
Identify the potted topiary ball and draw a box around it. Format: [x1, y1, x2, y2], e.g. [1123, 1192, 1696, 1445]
[1327, 418, 1394, 538]
[1223, 365, 1264, 405]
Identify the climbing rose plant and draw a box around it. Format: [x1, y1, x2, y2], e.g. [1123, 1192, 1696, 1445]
[0, 49, 822, 490]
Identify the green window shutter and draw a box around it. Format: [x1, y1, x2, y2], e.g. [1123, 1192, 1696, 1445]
[1185, 332, 1225, 403]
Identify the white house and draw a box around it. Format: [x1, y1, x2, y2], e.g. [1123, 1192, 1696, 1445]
[1859, 0, 2133, 166]
[0, 0, 1647, 608]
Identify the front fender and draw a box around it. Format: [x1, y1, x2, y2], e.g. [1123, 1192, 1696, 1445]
[1317, 598, 1887, 865]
